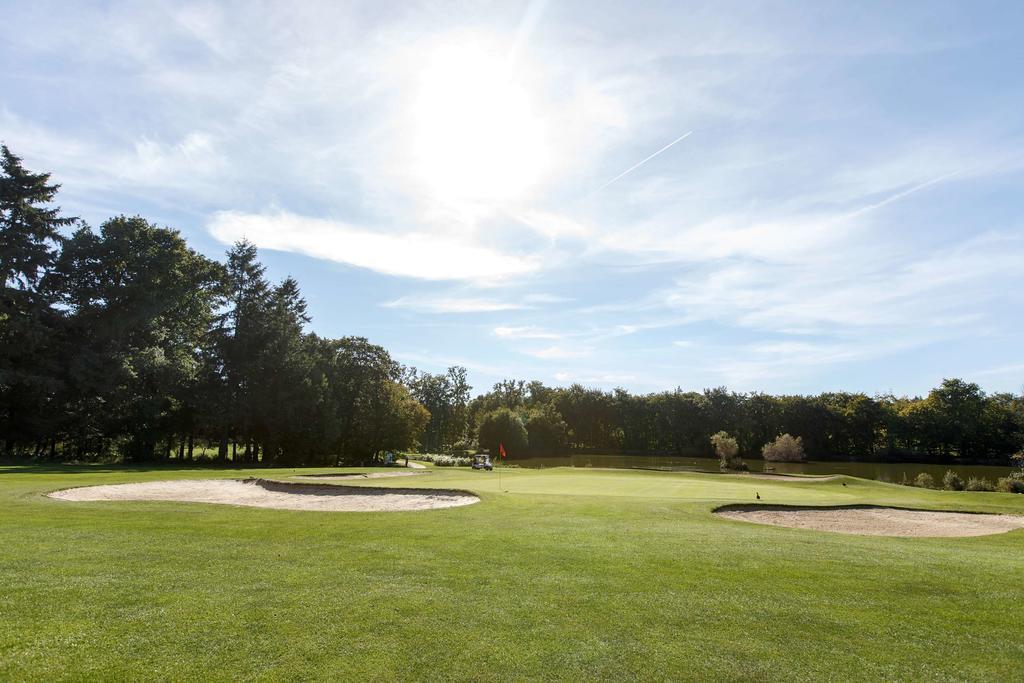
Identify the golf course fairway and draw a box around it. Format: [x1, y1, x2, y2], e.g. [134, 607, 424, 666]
[2, 464, 1023, 681]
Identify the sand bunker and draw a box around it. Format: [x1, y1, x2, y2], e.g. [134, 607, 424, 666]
[715, 505, 1024, 537]
[48, 478, 478, 512]
[291, 471, 428, 481]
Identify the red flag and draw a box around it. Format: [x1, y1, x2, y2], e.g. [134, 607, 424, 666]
[499, 442, 507, 459]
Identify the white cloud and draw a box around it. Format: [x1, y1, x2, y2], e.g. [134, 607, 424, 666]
[523, 345, 591, 360]
[516, 210, 592, 241]
[493, 326, 562, 339]
[523, 293, 572, 304]
[707, 337, 916, 387]
[973, 362, 1024, 378]
[662, 231, 1024, 334]
[208, 210, 539, 281]
[553, 371, 635, 384]
[384, 297, 528, 314]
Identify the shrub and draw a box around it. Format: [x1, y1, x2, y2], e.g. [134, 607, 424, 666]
[762, 434, 806, 462]
[452, 438, 476, 452]
[965, 477, 995, 492]
[413, 453, 472, 467]
[996, 474, 1024, 494]
[913, 472, 936, 489]
[942, 470, 964, 491]
[710, 431, 745, 471]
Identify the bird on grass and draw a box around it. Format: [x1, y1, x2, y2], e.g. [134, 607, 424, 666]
[755, 492, 761, 500]
[842, 482, 847, 487]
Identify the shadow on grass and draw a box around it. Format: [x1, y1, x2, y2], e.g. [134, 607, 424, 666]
[0, 461, 262, 475]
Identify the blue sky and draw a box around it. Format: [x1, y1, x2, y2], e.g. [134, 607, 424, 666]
[3, 1, 1023, 397]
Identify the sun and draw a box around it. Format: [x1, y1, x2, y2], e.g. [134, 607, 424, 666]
[411, 42, 548, 204]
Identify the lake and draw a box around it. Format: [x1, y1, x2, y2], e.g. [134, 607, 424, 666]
[511, 454, 1017, 483]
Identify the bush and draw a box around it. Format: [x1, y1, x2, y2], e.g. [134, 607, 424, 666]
[762, 434, 805, 462]
[965, 477, 995, 492]
[942, 470, 964, 491]
[452, 438, 476, 452]
[710, 431, 745, 471]
[413, 453, 472, 467]
[996, 474, 1024, 494]
[913, 472, 936, 489]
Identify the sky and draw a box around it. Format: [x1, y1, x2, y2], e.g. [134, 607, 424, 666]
[2, 0, 1023, 398]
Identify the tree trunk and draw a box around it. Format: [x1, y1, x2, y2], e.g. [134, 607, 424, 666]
[218, 434, 228, 461]
[187, 434, 194, 461]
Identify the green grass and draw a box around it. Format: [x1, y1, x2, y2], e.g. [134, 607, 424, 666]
[2, 464, 1023, 681]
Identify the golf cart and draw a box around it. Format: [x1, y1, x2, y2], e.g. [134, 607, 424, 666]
[471, 454, 493, 471]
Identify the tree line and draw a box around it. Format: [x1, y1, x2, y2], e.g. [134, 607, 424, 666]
[3, 145, 1022, 466]
[460, 378, 1024, 463]
[0, 145, 428, 464]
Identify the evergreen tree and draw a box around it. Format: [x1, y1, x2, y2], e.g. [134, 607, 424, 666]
[213, 240, 271, 461]
[0, 145, 76, 289]
[0, 145, 76, 455]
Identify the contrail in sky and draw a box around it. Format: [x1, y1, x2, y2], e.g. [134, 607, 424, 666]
[595, 130, 694, 193]
[509, 0, 549, 64]
[844, 169, 963, 220]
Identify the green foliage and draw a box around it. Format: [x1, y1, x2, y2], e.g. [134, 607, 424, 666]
[996, 474, 1024, 494]
[413, 453, 472, 467]
[47, 216, 225, 461]
[0, 144, 76, 289]
[523, 404, 569, 456]
[710, 431, 744, 470]
[0, 146, 78, 456]
[553, 383, 622, 451]
[0, 146, 431, 463]
[966, 477, 995, 492]
[914, 472, 936, 489]
[408, 366, 471, 453]
[942, 470, 965, 491]
[477, 407, 529, 458]
[762, 434, 806, 462]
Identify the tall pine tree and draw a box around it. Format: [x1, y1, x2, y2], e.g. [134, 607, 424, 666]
[0, 146, 77, 455]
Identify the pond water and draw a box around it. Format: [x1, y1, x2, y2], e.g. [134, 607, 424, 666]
[511, 454, 1016, 483]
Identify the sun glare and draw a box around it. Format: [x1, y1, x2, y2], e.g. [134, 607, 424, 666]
[412, 43, 548, 204]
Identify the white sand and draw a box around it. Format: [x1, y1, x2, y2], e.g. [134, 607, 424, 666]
[715, 505, 1024, 537]
[48, 478, 478, 512]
